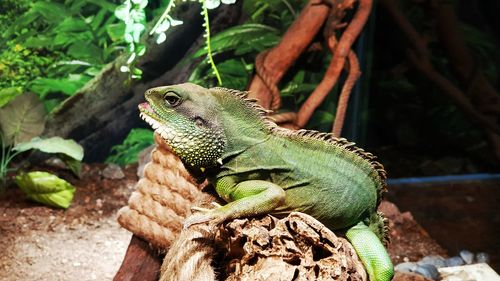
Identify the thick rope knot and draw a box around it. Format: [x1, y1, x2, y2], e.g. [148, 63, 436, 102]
[117, 133, 208, 249]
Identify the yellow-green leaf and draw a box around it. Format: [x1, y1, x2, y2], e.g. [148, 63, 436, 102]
[15, 171, 76, 209]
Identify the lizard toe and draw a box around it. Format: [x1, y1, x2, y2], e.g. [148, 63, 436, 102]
[183, 213, 216, 230]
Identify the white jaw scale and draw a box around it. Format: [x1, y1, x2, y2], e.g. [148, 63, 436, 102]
[139, 112, 176, 141]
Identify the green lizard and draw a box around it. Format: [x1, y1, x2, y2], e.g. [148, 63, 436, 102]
[139, 83, 394, 281]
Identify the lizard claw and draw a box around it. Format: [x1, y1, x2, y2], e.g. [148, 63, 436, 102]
[190, 202, 222, 213]
[183, 213, 215, 229]
[211, 202, 222, 208]
[184, 202, 226, 229]
[191, 206, 211, 213]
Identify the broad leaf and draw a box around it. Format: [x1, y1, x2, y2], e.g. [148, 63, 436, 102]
[0, 93, 46, 146]
[16, 171, 76, 209]
[106, 23, 126, 41]
[62, 156, 82, 178]
[29, 77, 89, 97]
[13, 137, 84, 161]
[0, 87, 23, 108]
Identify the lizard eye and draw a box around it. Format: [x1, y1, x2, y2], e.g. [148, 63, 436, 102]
[164, 92, 181, 107]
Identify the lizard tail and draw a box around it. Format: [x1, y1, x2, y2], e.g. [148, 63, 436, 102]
[346, 221, 394, 281]
[366, 212, 390, 246]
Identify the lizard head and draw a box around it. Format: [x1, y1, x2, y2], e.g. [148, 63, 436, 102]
[139, 83, 226, 169]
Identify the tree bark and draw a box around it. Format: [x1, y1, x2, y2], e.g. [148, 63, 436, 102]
[42, 3, 242, 162]
[160, 213, 368, 281]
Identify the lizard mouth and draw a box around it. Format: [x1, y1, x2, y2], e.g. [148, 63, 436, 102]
[138, 102, 162, 130]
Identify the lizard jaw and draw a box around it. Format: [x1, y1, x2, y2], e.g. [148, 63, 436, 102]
[138, 102, 176, 140]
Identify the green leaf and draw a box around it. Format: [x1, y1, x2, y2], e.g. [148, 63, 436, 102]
[87, 0, 118, 12]
[29, 77, 88, 97]
[53, 31, 93, 48]
[90, 9, 108, 31]
[106, 128, 154, 165]
[136, 44, 146, 56]
[54, 18, 88, 33]
[115, 3, 131, 21]
[67, 42, 102, 64]
[106, 23, 126, 41]
[15, 171, 76, 209]
[0, 93, 46, 146]
[131, 67, 143, 76]
[13, 137, 84, 161]
[61, 155, 82, 178]
[31, 2, 70, 23]
[4, 12, 39, 38]
[24, 35, 55, 49]
[42, 98, 62, 114]
[193, 24, 280, 58]
[216, 60, 251, 89]
[0, 87, 23, 108]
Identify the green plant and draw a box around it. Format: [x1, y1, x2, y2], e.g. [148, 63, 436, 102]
[0, 93, 83, 208]
[16, 171, 76, 209]
[1, 0, 127, 112]
[1, 134, 21, 188]
[106, 128, 154, 165]
[188, 0, 338, 119]
[116, 0, 237, 82]
[114, 0, 148, 78]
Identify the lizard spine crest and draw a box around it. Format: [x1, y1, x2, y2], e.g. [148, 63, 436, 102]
[213, 87, 388, 200]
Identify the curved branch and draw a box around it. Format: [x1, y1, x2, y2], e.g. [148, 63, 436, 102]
[254, 50, 282, 109]
[332, 50, 360, 136]
[296, 0, 373, 128]
[247, 0, 330, 110]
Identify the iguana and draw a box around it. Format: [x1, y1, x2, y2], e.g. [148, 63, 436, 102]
[139, 83, 394, 281]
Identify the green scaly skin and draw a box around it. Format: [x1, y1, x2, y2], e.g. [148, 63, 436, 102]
[139, 83, 394, 281]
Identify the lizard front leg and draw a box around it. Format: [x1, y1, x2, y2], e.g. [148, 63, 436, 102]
[184, 179, 286, 229]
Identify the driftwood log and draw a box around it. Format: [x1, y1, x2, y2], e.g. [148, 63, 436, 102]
[42, 3, 242, 162]
[160, 213, 367, 281]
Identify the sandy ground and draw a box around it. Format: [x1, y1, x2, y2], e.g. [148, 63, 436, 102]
[0, 218, 131, 281]
[0, 164, 137, 281]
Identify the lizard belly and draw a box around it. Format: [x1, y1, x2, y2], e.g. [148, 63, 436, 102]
[274, 181, 377, 230]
